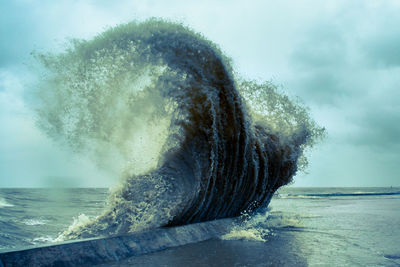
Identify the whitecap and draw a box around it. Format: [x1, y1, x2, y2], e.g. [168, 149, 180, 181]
[33, 236, 57, 243]
[0, 198, 14, 208]
[23, 219, 47, 226]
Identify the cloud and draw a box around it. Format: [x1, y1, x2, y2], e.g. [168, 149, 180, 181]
[350, 106, 400, 152]
[357, 2, 400, 68]
[291, 25, 347, 70]
[363, 31, 400, 68]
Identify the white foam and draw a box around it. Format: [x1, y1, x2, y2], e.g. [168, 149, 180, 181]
[23, 219, 47, 226]
[55, 214, 92, 242]
[221, 207, 305, 242]
[222, 228, 268, 242]
[33, 236, 57, 243]
[221, 212, 271, 242]
[0, 198, 14, 207]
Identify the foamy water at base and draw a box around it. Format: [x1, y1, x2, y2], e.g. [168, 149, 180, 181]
[1, 187, 399, 266]
[0, 188, 108, 252]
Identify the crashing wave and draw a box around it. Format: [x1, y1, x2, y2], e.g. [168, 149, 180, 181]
[32, 19, 324, 239]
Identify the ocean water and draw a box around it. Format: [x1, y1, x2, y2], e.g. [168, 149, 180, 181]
[0, 188, 108, 252]
[1, 187, 399, 266]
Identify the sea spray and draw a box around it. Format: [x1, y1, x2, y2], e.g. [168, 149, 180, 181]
[32, 19, 324, 240]
[221, 206, 304, 242]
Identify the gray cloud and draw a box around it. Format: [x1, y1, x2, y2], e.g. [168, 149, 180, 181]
[290, 71, 345, 105]
[359, 3, 400, 68]
[351, 108, 400, 151]
[291, 24, 347, 70]
[364, 34, 400, 68]
[287, 20, 352, 105]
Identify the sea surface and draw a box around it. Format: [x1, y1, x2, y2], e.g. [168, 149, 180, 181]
[1, 187, 399, 266]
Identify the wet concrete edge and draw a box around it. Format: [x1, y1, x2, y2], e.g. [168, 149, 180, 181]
[0, 218, 234, 267]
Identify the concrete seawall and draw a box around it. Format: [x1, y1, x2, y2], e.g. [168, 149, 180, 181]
[0, 218, 234, 267]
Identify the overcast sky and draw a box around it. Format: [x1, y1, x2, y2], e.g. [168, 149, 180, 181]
[1, 0, 399, 187]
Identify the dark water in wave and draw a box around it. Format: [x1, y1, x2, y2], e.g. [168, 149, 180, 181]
[1, 187, 399, 266]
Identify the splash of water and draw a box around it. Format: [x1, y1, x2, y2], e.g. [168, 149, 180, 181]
[32, 19, 324, 239]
